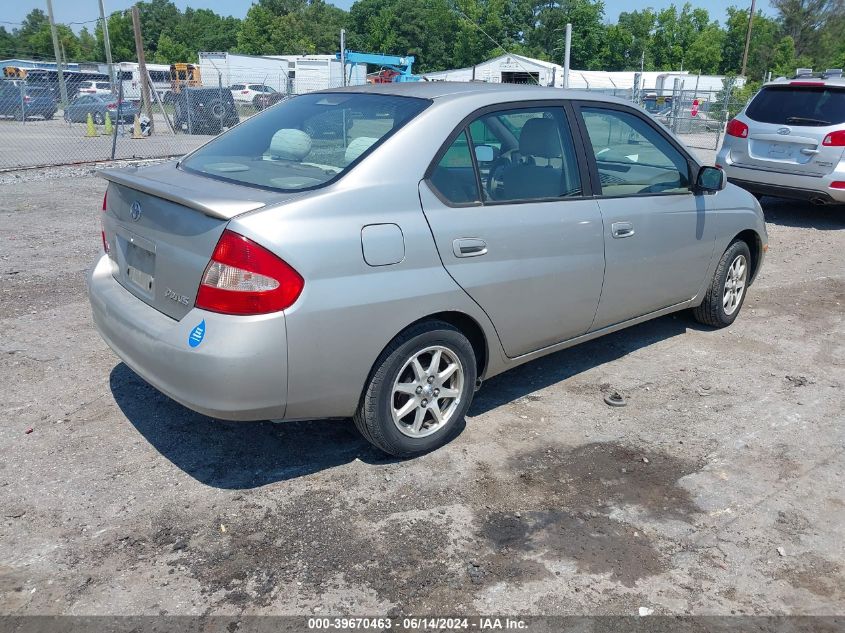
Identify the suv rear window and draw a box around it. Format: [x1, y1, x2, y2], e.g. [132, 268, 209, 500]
[745, 85, 845, 126]
[182, 92, 430, 192]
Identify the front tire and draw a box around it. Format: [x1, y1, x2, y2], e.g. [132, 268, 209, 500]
[354, 321, 477, 456]
[693, 240, 752, 328]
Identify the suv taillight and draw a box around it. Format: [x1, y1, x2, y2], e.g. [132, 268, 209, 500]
[195, 230, 304, 315]
[726, 118, 749, 138]
[822, 130, 845, 146]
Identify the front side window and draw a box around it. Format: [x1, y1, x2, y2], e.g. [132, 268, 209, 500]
[581, 107, 690, 196]
[182, 93, 429, 192]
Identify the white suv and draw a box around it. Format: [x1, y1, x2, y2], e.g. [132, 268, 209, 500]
[77, 80, 112, 96]
[717, 74, 845, 205]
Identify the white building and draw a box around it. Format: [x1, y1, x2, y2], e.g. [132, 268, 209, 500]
[198, 52, 367, 95]
[421, 53, 743, 95]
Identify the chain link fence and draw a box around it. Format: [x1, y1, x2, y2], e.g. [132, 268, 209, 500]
[0, 58, 749, 170]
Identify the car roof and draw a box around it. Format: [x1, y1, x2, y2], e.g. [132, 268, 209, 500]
[323, 81, 631, 105]
[762, 77, 845, 89]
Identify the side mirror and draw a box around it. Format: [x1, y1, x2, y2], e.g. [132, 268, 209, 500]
[474, 144, 495, 163]
[695, 166, 727, 194]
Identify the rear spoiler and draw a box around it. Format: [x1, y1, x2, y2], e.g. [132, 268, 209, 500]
[98, 167, 266, 220]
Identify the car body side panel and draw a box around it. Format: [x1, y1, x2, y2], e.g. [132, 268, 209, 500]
[230, 182, 504, 420]
[591, 192, 717, 330]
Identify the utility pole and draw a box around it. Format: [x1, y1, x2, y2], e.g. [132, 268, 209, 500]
[741, 0, 757, 77]
[45, 0, 68, 106]
[340, 29, 347, 87]
[131, 5, 154, 132]
[563, 23, 571, 89]
[99, 0, 115, 88]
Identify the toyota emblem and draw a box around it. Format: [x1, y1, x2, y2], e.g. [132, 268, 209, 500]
[130, 201, 142, 221]
[777, 127, 791, 135]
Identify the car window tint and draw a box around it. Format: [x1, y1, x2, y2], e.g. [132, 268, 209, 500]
[468, 107, 581, 202]
[430, 131, 480, 204]
[745, 86, 845, 126]
[182, 93, 429, 192]
[581, 107, 690, 196]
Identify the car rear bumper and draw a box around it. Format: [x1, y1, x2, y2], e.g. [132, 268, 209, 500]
[719, 155, 845, 203]
[88, 254, 288, 421]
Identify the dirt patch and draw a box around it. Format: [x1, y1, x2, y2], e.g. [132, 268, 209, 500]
[772, 554, 843, 599]
[508, 442, 704, 521]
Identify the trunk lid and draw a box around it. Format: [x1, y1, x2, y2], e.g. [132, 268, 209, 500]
[99, 162, 297, 320]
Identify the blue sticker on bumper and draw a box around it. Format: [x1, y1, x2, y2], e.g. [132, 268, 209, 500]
[188, 320, 206, 348]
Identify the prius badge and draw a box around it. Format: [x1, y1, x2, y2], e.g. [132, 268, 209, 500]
[130, 200, 142, 221]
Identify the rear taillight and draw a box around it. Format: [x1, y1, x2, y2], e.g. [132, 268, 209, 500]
[726, 118, 749, 138]
[822, 130, 845, 146]
[830, 182, 845, 189]
[107, 102, 117, 110]
[195, 230, 304, 316]
[241, 90, 249, 94]
[101, 191, 109, 254]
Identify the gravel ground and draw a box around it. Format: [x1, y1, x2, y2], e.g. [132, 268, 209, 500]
[0, 164, 843, 618]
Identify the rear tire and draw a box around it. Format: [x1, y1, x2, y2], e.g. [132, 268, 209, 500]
[354, 321, 477, 456]
[693, 240, 752, 328]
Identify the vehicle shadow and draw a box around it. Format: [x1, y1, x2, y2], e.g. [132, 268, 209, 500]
[760, 196, 845, 230]
[109, 363, 397, 490]
[469, 311, 700, 416]
[111, 311, 704, 488]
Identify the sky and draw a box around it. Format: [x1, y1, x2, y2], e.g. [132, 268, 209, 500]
[4, 0, 775, 33]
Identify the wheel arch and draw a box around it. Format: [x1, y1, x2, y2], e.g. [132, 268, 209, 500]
[732, 229, 763, 283]
[366, 310, 490, 394]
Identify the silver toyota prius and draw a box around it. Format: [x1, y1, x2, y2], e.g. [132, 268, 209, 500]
[88, 82, 767, 456]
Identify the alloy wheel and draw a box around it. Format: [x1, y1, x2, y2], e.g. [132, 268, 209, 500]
[391, 345, 464, 438]
[723, 254, 747, 316]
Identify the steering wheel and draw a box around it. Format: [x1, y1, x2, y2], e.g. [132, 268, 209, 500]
[486, 156, 511, 199]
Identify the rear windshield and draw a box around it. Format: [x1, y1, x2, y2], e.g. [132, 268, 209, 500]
[746, 85, 845, 126]
[182, 92, 430, 192]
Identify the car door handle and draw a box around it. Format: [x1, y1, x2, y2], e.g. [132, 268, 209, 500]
[453, 238, 488, 257]
[611, 222, 635, 239]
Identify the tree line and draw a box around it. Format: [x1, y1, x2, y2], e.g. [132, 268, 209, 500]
[1, 0, 842, 79]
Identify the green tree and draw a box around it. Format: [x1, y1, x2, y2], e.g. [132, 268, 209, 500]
[686, 25, 724, 73]
[721, 6, 781, 78]
[770, 0, 843, 58]
[77, 27, 99, 61]
[348, 0, 458, 71]
[604, 9, 656, 70]
[526, 0, 608, 69]
[238, 0, 347, 56]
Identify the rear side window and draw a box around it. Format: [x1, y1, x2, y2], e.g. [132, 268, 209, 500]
[430, 131, 480, 204]
[745, 86, 845, 126]
[182, 93, 429, 192]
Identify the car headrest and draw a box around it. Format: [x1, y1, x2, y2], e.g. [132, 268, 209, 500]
[345, 136, 378, 164]
[268, 128, 312, 160]
[519, 118, 562, 158]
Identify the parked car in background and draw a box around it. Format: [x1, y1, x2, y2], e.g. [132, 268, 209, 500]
[63, 94, 138, 124]
[0, 81, 57, 120]
[718, 74, 845, 205]
[230, 83, 278, 104]
[77, 80, 113, 96]
[253, 90, 288, 111]
[89, 83, 766, 457]
[173, 87, 239, 135]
